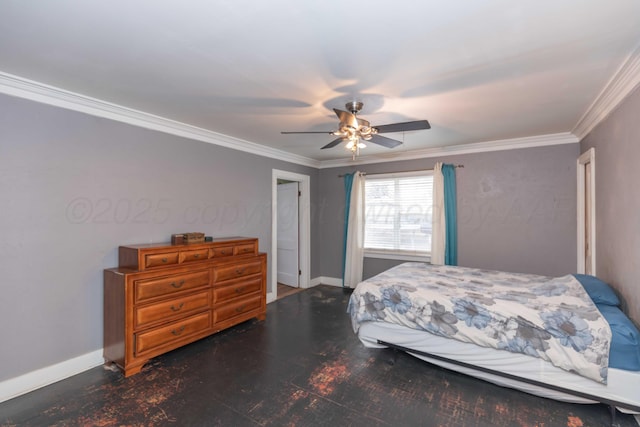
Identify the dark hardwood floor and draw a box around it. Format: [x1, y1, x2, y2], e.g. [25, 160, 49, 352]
[0, 285, 637, 426]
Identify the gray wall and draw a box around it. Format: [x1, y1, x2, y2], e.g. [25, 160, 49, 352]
[0, 93, 318, 381]
[0, 88, 587, 383]
[317, 144, 579, 280]
[580, 85, 640, 322]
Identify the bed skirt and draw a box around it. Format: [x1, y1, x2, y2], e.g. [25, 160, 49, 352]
[357, 321, 640, 414]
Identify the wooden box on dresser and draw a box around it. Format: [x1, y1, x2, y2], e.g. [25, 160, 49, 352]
[104, 237, 266, 377]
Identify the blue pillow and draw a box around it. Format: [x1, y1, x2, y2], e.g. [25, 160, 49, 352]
[597, 304, 640, 371]
[572, 274, 620, 306]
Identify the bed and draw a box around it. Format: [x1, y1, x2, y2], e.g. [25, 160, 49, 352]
[347, 262, 640, 420]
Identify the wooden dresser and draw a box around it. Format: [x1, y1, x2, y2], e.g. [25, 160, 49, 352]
[103, 236, 266, 376]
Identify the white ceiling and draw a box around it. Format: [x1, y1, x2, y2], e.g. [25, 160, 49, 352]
[1, 1, 640, 164]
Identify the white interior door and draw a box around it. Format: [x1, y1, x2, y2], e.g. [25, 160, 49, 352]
[577, 148, 596, 275]
[584, 162, 593, 275]
[277, 182, 299, 287]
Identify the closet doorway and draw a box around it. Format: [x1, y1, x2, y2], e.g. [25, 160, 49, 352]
[270, 170, 310, 303]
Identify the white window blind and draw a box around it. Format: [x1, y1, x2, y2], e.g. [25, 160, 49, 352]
[364, 171, 434, 255]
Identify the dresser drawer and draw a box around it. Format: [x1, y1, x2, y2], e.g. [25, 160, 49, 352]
[213, 260, 262, 282]
[213, 276, 262, 303]
[144, 252, 179, 269]
[135, 270, 209, 303]
[210, 245, 234, 258]
[135, 290, 211, 329]
[179, 249, 208, 264]
[214, 294, 262, 324]
[135, 311, 211, 355]
[234, 243, 256, 256]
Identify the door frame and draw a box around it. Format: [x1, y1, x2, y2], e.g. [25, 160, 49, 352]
[577, 147, 596, 275]
[270, 169, 310, 303]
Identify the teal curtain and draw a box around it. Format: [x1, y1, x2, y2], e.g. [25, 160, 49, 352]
[442, 164, 458, 265]
[342, 172, 355, 286]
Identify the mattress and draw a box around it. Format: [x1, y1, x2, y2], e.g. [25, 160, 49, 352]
[348, 262, 613, 383]
[357, 321, 640, 414]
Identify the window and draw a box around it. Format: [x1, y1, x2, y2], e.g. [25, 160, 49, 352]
[364, 171, 433, 257]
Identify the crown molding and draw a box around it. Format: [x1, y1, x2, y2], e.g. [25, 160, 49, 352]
[572, 43, 640, 140]
[317, 132, 579, 169]
[0, 71, 321, 169]
[1, 71, 580, 170]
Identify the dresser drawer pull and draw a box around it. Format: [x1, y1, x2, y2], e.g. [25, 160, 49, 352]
[235, 268, 246, 275]
[171, 280, 185, 289]
[234, 286, 245, 294]
[162, 257, 168, 263]
[170, 303, 184, 312]
[241, 248, 251, 253]
[220, 250, 230, 255]
[235, 304, 247, 313]
[194, 254, 201, 259]
[171, 326, 186, 336]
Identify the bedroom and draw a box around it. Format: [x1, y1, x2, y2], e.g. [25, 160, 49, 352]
[1, 1, 639, 425]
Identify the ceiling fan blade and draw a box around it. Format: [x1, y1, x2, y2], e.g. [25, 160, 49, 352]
[369, 134, 403, 148]
[333, 109, 359, 128]
[281, 131, 334, 134]
[320, 137, 345, 150]
[374, 120, 431, 133]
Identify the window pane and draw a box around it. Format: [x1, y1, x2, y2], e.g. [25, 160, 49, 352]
[364, 173, 433, 254]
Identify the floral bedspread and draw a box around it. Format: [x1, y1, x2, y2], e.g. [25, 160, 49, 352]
[347, 262, 612, 383]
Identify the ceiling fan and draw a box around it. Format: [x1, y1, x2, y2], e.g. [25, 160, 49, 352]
[281, 101, 431, 159]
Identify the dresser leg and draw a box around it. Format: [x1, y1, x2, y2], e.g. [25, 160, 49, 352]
[124, 363, 145, 377]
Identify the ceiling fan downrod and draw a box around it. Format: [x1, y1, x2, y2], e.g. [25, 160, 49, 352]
[346, 101, 363, 115]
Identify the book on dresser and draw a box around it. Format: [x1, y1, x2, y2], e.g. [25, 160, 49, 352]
[103, 236, 267, 377]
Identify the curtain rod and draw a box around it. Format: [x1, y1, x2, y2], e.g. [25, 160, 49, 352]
[337, 164, 463, 178]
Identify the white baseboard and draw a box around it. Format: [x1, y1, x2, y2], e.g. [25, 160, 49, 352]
[266, 292, 276, 304]
[310, 276, 343, 287]
[0, 349, 104, 403]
